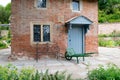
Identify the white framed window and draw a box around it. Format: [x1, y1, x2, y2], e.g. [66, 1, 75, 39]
[36, 0, 47, 8]
[72, 0, 82, 11]
[31, 23, 51, 43]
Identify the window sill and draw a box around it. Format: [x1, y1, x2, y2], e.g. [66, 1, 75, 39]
[32, 41, 53, 44]
[72, 10, 81, 13]
[35, 7, 47, 10]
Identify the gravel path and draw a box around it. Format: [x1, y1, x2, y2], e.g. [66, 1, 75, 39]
[0, 47, 120, 79]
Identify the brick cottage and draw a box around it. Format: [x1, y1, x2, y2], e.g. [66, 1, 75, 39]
[10, 0, 98, 59]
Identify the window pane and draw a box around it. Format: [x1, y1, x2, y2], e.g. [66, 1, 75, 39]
[72, 0, 80, 11]
[43, 25, 50, 42]
[33, 25, 41, 42]
[37, 0, 46, 8]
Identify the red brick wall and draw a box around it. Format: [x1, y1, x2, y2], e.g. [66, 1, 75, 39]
[11, 0, 98, 58]
[99, 23, 120, 34]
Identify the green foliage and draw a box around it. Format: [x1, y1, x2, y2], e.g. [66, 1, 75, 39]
[98, 31, 120, 47]
[98, 0, 120, 23]
[0, 35, 11, 49]
[0, 3, 11, 24]
[99, 38, 120, 47]
[7, 30, 11, 38]
[6, 64, 18, 80]
[99, 38, 116, 47]
[0, 41, 7, 49]
[19, 67, 35, 80]
[0, 64, 18, 80]
[88, 63, 120, 80]
[0, 64, 73, 80]
[115, 40, 120, 46]
[110, 31, 120, 37]
[0, 29, 11, 49]
[32, 70, 40, 80]
[33, 70, 73, 80]
[0, 26, 9, 30]
[98, 34, 108, 37]
[99, 31, 120, 37]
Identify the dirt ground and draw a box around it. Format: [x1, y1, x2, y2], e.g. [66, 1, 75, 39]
[0, 47, 120, 79]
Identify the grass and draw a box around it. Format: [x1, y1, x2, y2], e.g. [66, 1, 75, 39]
[99, 31, 120, 47]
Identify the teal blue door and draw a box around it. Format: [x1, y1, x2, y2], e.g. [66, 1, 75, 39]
[68, 25, 84, 53]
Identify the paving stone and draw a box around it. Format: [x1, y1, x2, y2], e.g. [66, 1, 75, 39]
[0, 47, 120, 79]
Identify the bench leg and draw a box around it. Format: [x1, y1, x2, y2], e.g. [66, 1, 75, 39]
[76, 57, 79, 64]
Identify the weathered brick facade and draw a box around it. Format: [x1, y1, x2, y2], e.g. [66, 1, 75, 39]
[99, 23, 120, 34]
[11, 0, 98, 58]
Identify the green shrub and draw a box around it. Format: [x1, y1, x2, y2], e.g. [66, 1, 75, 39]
[99, 38, 116, 47]
[106, 40, 116, 47]
[0, 36, 7, 40]
[19, 67, 35, 80]
[0, 26, 9, 30]
[0, 65, 9, 80]
[99, 31, 120, 38]
[0, 64, 73, 80]
[99, 38, 105, 46]
[6, 64, 18, 80]
[99, 37, 120, 47]
[6, 39, 11, 44]
[7, 30, 11, 38]
[115, 40, 120, 46]
[108, 31, 120, 37]
[88, 63, 120, 80]
[0, 64, 18, 80]
[98, 34, 108, 37]
[0, 35, 11, 49]
[0, 41, 7, 49]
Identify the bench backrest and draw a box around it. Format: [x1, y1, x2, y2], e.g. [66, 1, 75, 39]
[66, 48, 76, 56]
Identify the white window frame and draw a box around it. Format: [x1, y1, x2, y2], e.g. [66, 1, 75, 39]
[71, 0, 83, 12]
[30, 22, 52, 44]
